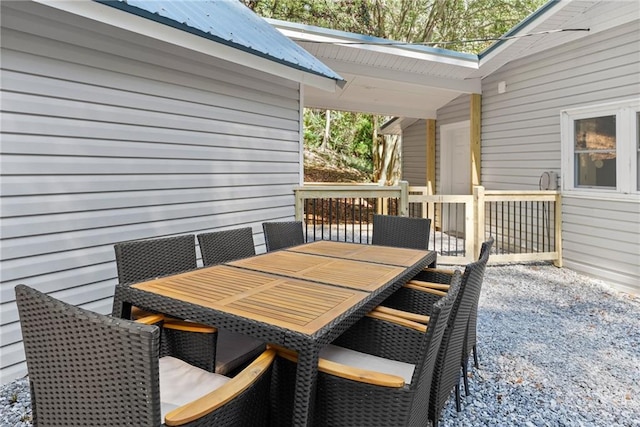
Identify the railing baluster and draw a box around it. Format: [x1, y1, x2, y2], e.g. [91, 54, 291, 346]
[294, 185, 560, 264]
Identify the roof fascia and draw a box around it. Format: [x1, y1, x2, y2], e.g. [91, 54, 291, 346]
[31, 0, 340, 92]
[479, 0, 562, 60]
[268, 18, 479, 69]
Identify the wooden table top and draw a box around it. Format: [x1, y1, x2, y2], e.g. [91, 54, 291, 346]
[131, 265, 369, 335]
[228, 250, 407, 292]
[286, 240, 432, 267]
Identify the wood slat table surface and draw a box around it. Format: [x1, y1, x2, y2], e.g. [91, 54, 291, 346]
[286, 240, 432, 267]
[131, 265, 369, 335]
[228, 250, 406, 292]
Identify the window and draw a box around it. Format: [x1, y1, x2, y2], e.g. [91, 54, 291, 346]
[561, 99, 640, 196]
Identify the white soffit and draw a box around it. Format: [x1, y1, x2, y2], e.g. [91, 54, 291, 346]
[270, 19, 482, 118]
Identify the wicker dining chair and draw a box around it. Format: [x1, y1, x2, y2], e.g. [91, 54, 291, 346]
[114, 235, 198, 285]
[397, 237, 494, 395]
[374, 239, 492, 426]
[15, 284, 275, 427]
[196, 228, 266, 375]
[197, 227, 256, 267]
[269, 271, 462, 427]
[371, 214, 431, 250]
[114, 234, 217, 372]
[262, 221, 305, 251]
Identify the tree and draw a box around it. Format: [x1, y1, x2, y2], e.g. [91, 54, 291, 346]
[244, 0, 546, 182]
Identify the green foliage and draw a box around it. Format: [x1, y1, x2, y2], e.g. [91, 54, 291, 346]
[244, 0, 547, 53]
[303, 109, 374, 165]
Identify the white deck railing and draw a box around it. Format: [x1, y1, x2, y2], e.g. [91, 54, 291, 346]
[294, 182, 562, 266]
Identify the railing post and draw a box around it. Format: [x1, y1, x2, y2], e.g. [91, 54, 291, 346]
[294, 186, 304, 221]
[399, 181, 409, 217]
[554, 192, 563, 267]
[473, 186, 485, 259]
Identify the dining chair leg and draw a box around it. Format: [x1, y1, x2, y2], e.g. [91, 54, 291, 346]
[431, 409, 440, 427]
[473, 344, 480, 368]
[462, 358, 470, 396]
[455, 381, 461, 412]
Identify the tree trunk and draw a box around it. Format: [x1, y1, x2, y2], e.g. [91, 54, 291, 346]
[321, 110, 331, 151]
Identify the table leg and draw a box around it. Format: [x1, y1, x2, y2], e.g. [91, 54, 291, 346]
[293, 349, 319, 427]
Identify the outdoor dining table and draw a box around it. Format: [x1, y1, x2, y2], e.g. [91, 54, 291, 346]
[112, 240, 436, 427]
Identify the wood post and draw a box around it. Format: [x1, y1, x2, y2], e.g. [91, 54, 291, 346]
[470, 94, 482, 191]
[554, 192, 563, 267]
[473, 186, 485, 259]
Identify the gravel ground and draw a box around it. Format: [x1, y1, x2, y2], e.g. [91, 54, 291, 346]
[1, 263, 639, 426]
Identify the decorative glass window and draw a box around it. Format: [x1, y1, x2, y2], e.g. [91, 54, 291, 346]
[574, 115, 616, 189]
[561, 99, 640, 197]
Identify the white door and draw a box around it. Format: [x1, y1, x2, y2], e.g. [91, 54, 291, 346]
[440, 121, 470, 236]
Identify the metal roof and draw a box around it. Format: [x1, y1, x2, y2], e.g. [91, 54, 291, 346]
[94, 0, 343, 82]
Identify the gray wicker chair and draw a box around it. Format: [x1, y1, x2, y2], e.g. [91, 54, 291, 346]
[462, 238, 494, 385]
[270, 271, 462, 427]
[401, 237, 494, 395]
[376, 239, 493, 426]
[197, 227, 256, 267]
[15, 284, 275, 427]
[371, 214, 431, 250]
[196, 228, 266, 375]
[114, 235, 198, 285]
[262, 221, 305, 251]
[114, 235, 217, 372]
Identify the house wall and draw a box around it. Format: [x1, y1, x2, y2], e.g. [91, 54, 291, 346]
[480, 20, 640, 294]
[401, 121, 427, 186]
[0, 3, 302, 383]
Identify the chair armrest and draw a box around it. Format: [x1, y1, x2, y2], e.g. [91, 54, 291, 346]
[274, 348, 405, 388]
[134, 314, 165, 325]
[403, 282, 447, 297]
[163, 318, 217, 334]
[407, 280, 450, 291]
[423, 267, 456, 276]
[365, 311, 427, 333]
[412, 267, 456, 285]
[371, 306, 430, 325]
[131, 306, 155, 320]
[164, 349, 276, 426]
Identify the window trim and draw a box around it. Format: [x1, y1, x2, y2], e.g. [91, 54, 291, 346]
[561, 99, 640, 198]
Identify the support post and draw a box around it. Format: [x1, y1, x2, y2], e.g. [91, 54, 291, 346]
[470, 94, 482, 192]
[473, 186, 485, 259]
[399, 180, 409, 217]
[554, 192, 563, 267]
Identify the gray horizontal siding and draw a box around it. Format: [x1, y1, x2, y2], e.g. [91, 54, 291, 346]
[562, 195, 640, 294]
[1, 3, 302, 383]
[401, 120, 427, 186]
[481, 21, 639, 190]
[480, 20, 640, 292]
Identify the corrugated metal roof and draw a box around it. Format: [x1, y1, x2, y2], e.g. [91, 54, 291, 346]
[93, 0, 343, 82]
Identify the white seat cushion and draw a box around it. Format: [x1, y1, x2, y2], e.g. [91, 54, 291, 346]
[159, 356, 230, 421]
[319, 344, 415, 385]
[215, 329, 265, 375]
